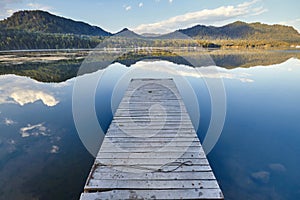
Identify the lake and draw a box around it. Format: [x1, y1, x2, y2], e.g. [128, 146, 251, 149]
[0, 49, 300, 199]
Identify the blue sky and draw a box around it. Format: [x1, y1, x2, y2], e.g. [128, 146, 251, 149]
[0, 0, 299, 34]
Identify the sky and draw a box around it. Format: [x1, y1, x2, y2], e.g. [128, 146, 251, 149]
[0, 0, 299, 34]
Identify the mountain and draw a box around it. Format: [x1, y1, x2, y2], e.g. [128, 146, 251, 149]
[178, 21, 300, 42]
[0, 10, 299, 50]
[0, 10, 113, 50]
[114, 28, 142, 38]
[0, 10, 111, 36]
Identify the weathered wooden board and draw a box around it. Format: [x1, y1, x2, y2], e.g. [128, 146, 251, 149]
[80, 78, 223, 200]
[103, 137, 200, 142]
[92, 158, 209, 165]
[100, 141, 201, 148]
[91, 171, 216, 180]
[86, 179, 220, 190]
[93, 164, 212, 173]
[80, 189, 223, 200]
[96, 151, 206, 159]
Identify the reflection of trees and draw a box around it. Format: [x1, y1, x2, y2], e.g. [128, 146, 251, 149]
[211, 51, 300, 68]
[114, 50, 192, 67]
[0, 50, 299, 82]
[0, 59, 82, 82]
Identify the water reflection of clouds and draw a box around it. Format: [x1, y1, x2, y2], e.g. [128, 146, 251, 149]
[50, 145, 59, 153]
[20, 123, 50, 138]
[0, 74, 60, 106]
[10, 90, 58, 106]
[133, 61, 254, 83]
[3, 118, 16, 126]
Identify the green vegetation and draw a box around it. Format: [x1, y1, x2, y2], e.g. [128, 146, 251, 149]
[177, 21, 300, 49]
[180, 21, 300, 42]
[0, 10, 299, 50]
[0, 10, 110, 50]
[0, 10, 111, 36]
[0, 29, 103, 50]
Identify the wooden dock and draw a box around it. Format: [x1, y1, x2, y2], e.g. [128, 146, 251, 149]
[80, 78, 223, 200]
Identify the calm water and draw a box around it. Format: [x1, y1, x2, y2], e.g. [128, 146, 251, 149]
[0, 52, 300, 199]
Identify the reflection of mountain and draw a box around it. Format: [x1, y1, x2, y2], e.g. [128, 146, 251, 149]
[0, 50, 299, 82]
[114, 50, 192, 67]
[115, 50, 300, 68]
[0, 59, 82, 82]
[211, 51, 300, 68]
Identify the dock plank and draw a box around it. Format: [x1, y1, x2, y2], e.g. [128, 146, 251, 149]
[80, 189, 223, 200]
[80, 78, 223, 200]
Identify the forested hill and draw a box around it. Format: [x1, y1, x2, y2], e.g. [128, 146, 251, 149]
[0, 10, 113, 50]
[178, 21, 300, 42]
[0, 10, 299, 50]
[0, 10, 111, 36]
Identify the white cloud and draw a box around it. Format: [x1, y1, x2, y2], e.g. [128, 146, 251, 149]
[4, 118, 17, 126]
[251, 6, 268, 16]
[0, 75, 60, 107]
[169, 0, 173, 3]
[27, 3, 52, 11]
[139, 2, 143, 8]
[125, 5, 132, 11]
[20, 123, 50, 138]
[133, 0, 266, 34]
[50, 145, 59, 153]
